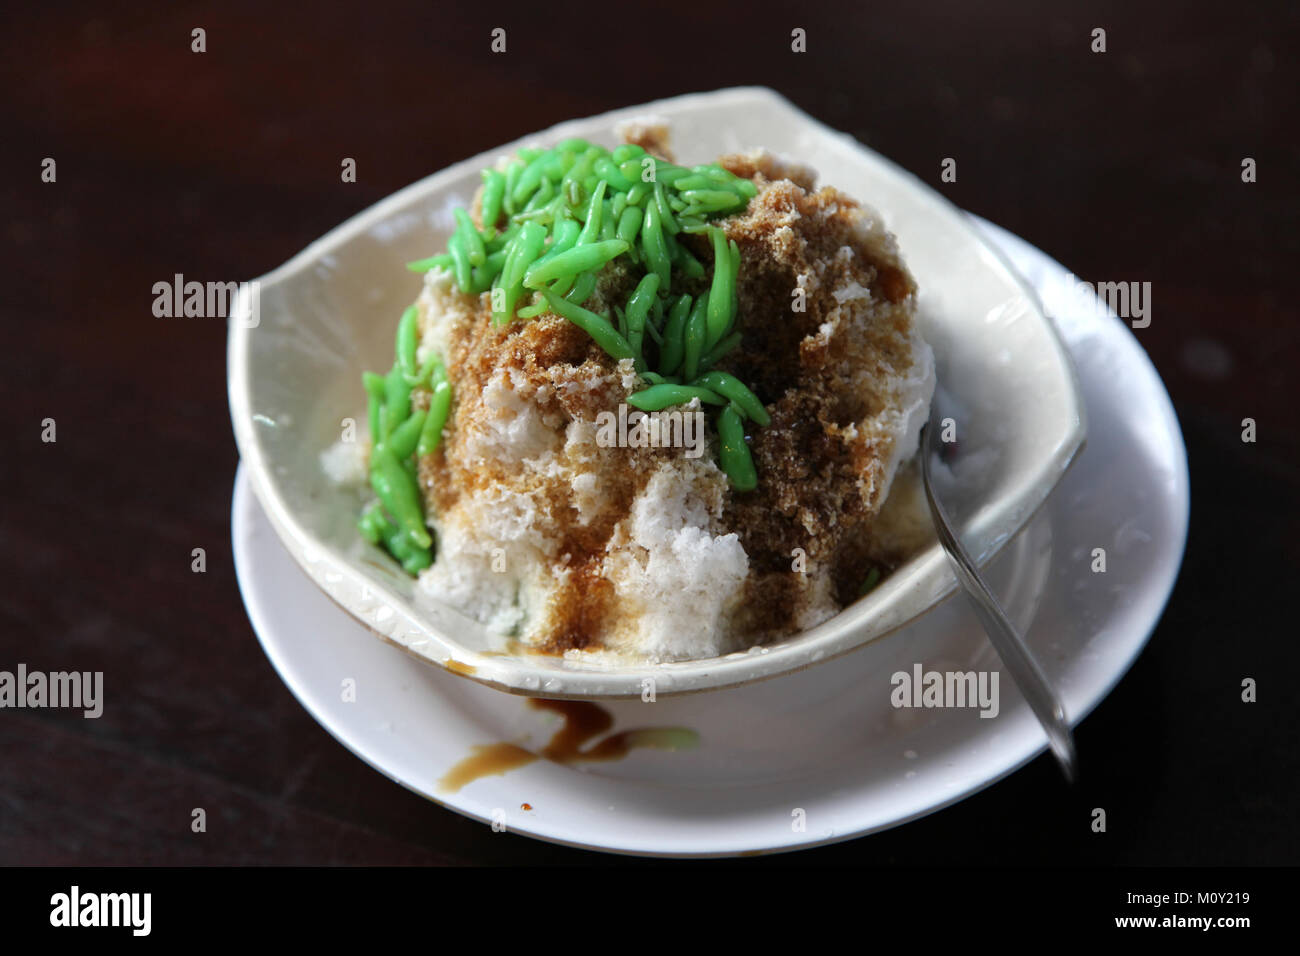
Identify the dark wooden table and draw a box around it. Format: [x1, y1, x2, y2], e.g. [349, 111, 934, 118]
[2, 1, 1296, 865]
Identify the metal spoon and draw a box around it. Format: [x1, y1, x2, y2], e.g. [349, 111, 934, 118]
[919, 417, 1078, 783]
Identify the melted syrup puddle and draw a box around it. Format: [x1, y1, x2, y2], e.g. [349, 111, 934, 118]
[437, 699, 698, 793]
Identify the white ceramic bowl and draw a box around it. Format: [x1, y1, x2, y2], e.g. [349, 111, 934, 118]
[227, 87, 1085, 699]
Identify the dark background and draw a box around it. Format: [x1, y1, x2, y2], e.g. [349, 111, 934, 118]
[1, 1, 1296, 865]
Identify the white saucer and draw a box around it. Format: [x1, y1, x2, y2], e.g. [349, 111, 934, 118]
[231, 217, 1189, 857]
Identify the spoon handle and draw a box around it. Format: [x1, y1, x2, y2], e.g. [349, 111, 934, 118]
[920, 424, 1078, 783]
